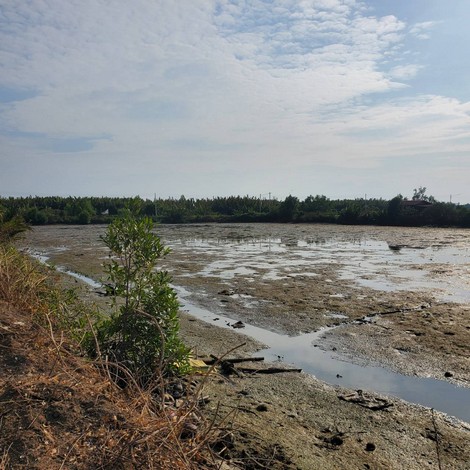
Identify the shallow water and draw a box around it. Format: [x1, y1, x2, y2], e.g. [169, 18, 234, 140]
[176, 287, 470, 423]
[159, 224, 470, 303]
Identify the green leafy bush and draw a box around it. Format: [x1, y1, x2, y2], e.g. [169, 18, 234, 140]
[0, 204, 29, 242]
[89, 210, 190, 385]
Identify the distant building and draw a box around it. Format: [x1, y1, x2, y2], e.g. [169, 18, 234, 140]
[401, 200, 433, 210]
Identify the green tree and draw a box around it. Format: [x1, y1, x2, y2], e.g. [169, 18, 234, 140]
[65, 197, 95, 224]
[412, 187, 435, 202]
[278, 195, 299, 222]
[89, 210, 190, 386]
[0, 205, 29, 242]
[387, 195, 403, 224]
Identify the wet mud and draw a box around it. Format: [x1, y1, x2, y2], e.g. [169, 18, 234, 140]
[18, 223, 470, 469]
[20, 223, 470, 386]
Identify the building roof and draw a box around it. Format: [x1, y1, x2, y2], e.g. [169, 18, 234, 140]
[401, 199, 433, 207]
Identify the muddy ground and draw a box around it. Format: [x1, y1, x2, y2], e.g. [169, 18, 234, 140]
[18, 223, 470, 469]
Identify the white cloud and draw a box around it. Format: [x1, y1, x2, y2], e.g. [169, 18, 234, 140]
[409, 21, 438, 40]
[323, 95, 470, 164]
[1, 0, 409, 148]
[0, 0, 469, 201]
[388, 64, 423, 81]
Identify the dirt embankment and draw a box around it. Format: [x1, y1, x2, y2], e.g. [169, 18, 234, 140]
[0, 298, 223, 469]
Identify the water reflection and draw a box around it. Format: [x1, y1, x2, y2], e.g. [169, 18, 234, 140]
[177, 289, 470, 424]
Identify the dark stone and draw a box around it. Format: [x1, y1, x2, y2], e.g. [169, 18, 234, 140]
[256, 403, 268, 412]
[365, 442, 376, 452]
[328, 435, 343, 446]
[218, 289, 235, 296]
[444, 371, 453, 378]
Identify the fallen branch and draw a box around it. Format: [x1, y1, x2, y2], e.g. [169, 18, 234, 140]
[363, 303, 431, 321]
[431, 409, 443, 470]
[236, 367, 302, 375]
[207, 355, 265, 365]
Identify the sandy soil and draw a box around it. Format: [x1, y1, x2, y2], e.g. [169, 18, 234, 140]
[17, 223, 470, 469]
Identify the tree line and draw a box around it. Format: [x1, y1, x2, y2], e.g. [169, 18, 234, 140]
[1, 190, 469, 228]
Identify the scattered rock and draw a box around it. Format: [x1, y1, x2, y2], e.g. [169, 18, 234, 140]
[218, 289, 235, 296]
[256, 403, 268, 412]
[325, 435, 344, 446]
[424, 428, 440, 442]
[231, 320, 245, 329]
[168, 381, 185, 399]
[365, 442, 376, 452]
[338, 390, 393, 411]
[444, 371, 453, 378]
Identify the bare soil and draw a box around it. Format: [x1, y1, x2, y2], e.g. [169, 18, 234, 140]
[16, 223, 470, 469]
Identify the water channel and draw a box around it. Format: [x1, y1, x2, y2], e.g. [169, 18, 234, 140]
[176, 287, 470, 424]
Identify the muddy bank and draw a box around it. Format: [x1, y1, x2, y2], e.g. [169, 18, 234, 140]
[18, 223, 470, 469]
[20, 223, 470, 385]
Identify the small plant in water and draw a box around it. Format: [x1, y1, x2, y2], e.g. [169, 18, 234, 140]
[89, 209, 190, 385]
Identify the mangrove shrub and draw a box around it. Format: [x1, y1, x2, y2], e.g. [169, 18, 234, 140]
[89, 210, 190, 385]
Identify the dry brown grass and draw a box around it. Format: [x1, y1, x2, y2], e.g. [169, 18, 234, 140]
[0, 246, 220, 469]
[0, 245, 50, 314]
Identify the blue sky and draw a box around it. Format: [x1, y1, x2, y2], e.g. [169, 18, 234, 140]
[1, 0, 469, 203]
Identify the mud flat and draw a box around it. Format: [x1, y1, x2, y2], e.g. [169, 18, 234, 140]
[20, 223, 470, 469]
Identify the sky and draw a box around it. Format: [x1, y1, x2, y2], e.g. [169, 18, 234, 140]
[1, 0, 469, 203]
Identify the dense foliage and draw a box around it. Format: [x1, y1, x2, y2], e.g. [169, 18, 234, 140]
[0, 204, 30, 242]
[1, 191, 469, 227]
[87, 210, 190, 385]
